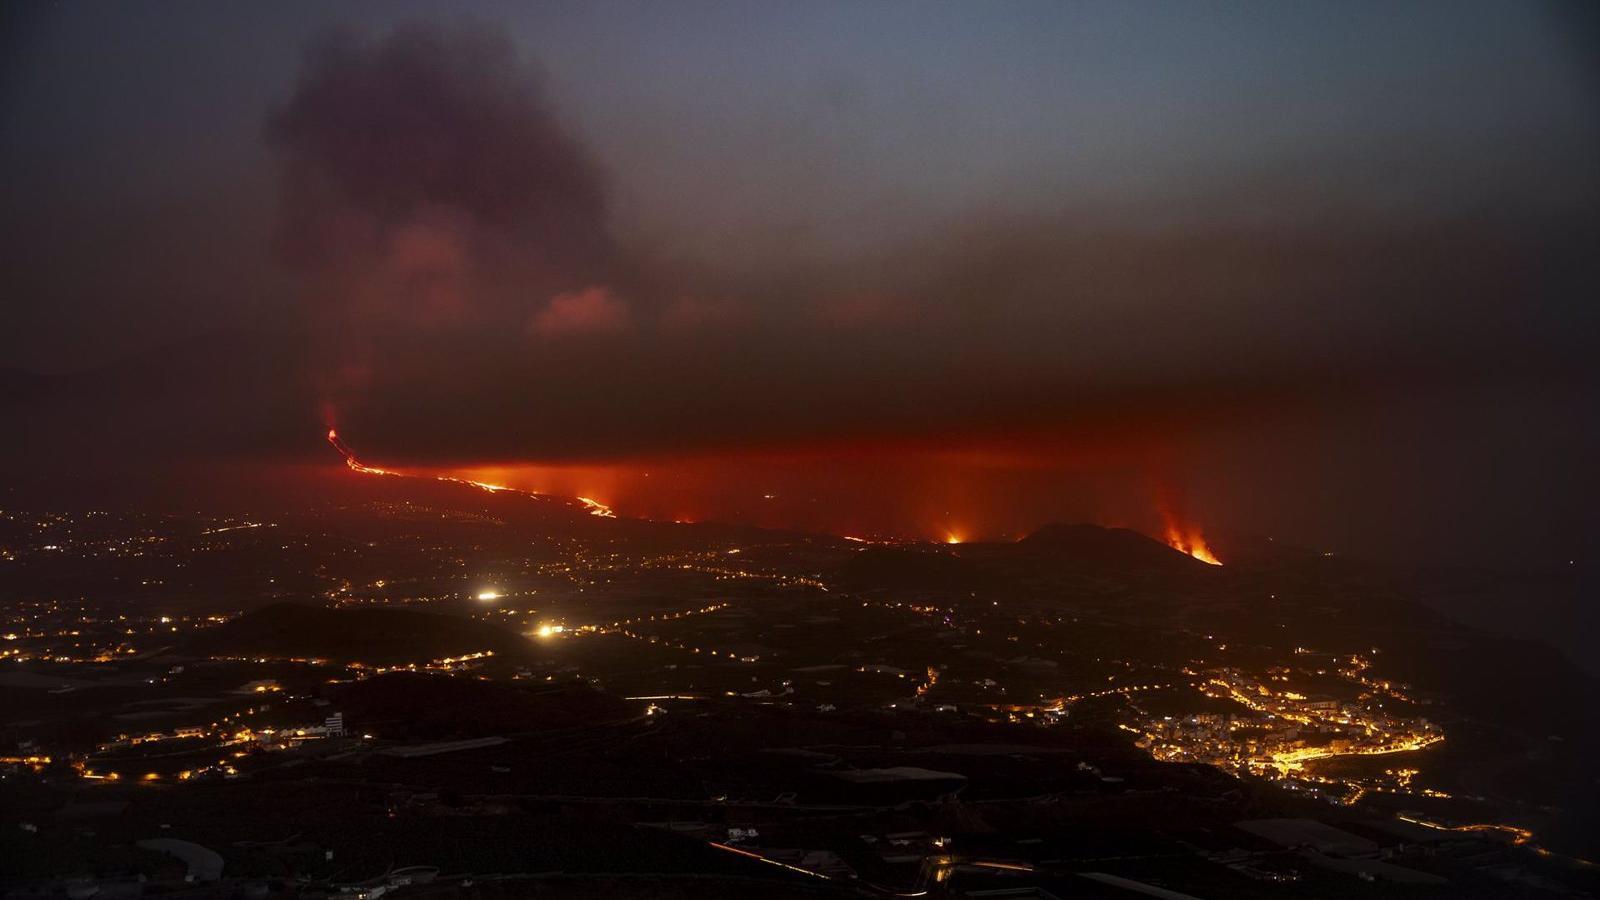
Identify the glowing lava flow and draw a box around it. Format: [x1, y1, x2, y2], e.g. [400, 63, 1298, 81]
[1161, 512, 1222, 565]
[577, 497, 616, 518]
[324, 429, 615, 517]
[326, 430, 406, 479]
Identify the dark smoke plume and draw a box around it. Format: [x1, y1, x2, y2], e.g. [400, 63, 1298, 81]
[265, 24, 619, 414]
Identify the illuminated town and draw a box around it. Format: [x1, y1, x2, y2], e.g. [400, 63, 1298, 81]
[1121, 658, 1444, 788]
[3, 488, 1596, 898]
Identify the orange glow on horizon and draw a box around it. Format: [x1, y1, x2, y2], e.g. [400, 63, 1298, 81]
[321, 429, 1230, 552]
[436, 454, 1143, 545]
[325, 429, 614, 517]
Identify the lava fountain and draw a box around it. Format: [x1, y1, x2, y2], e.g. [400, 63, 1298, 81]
[1162, 512, 1223, 565]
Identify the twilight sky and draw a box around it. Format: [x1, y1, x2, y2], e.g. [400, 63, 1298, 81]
[3, 1, 1598, 565]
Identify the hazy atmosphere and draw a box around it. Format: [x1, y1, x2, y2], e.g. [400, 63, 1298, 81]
[5, 4, 1600, 896]
[7, 1, 1598, 567]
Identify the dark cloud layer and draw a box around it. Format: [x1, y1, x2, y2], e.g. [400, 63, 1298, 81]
[3, 16, 1598, 571]
[326, 213, 1597, 464]
[264, 25, 621, 415]
[260, 28, 1598, 464]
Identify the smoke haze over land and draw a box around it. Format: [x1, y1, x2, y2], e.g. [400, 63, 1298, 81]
[2, 3, 1597, 571]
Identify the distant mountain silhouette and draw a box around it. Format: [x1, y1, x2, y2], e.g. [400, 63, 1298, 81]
[1008, 523, 1209, 574]
[181, 601, 532, 665]
[832, 524, 1212, 594]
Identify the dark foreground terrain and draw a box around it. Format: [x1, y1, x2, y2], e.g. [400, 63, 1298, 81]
[2, 477, 1596, 898]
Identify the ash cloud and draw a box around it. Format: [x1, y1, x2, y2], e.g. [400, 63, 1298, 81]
[265, 24, 622, 411]
[251, 23, 1599, 468]
[330, 212, 1599, 464]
